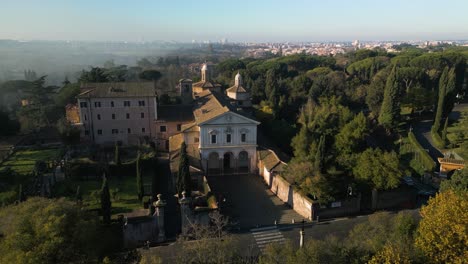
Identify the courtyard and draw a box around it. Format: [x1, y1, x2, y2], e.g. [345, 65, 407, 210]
[207, 173, 303, 229]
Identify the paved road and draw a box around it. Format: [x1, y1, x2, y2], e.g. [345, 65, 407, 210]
[142, 209, 420, 261]
[412, 119, 443, 164]
[449, 102, 468, 120]
[208, 174, 303, 229]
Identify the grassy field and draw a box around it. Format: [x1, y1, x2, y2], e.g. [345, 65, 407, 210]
[1, 148, 62, 175]
[54, 168, 153, 216]
[0, 147, 62, 204]
[447, 106, 468, 159]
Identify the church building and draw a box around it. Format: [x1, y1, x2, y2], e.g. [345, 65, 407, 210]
[170, 64, 259, 174]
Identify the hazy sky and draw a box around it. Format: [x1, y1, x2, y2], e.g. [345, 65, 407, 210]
[1, 0, 467, 42]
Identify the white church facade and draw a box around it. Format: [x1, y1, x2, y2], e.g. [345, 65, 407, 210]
[198, 107, 259, 174]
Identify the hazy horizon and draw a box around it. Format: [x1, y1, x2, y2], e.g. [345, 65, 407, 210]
[1, 0, 467, 42]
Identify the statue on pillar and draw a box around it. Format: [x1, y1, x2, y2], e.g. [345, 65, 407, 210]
[153, 194, 166, 242]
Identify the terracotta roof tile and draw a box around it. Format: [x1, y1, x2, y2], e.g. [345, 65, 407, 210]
[226, 84, 247, 93]
[192, 80, 222, 89]
[258, 147, 286, 173]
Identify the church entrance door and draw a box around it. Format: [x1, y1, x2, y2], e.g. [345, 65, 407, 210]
[223, 153, 232, 171]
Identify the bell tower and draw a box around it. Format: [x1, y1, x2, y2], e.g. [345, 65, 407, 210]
[234, 71, 242, 86]
[201, 63, 210, 82]
[179, 79, 193, 104]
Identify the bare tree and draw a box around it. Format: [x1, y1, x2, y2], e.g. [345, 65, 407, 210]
[175, 211, 237, 264]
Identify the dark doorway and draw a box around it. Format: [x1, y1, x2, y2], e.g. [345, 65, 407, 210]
[223, 153, 231, 169]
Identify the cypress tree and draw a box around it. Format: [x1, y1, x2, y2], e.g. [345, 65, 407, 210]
[314, 135, 326, 173]
[177, 142, 191, 197]
[151, 157, 158, 198]
[378, 66, 400, 131]
[100, 176, 112, 224]
[441, 117, 449, 146]
[432, 67, 449, 133]
[114, 143, 121, 166]
[136, 151, 144, 201]
[18, 184, 25, 202]
[442, 68, 457, 119]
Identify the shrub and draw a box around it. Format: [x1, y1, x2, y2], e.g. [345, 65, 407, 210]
[430, 129, 445, 149]
[0, 191, 17, 205]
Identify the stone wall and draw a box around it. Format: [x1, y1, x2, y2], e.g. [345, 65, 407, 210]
[258, 158, 314, 220]
[374, 186, 417, 210]
[315, 196, 361, 219]
[122, 216, 159, 248]
[258, 148, 363, 221]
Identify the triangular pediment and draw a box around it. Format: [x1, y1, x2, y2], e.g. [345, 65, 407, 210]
[200, 111, 260, 126]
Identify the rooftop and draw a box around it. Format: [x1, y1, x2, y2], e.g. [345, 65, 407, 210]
[192, 80, 222, 89]
[193, 90, 230, 124]
[192, 90, 258, 125]
[157, 105, 194, 123]
[77, 82, 157, 98]
[258, 147, 287, 173]
[226, 84, 247, 93]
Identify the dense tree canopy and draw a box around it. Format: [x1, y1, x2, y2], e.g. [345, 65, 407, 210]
[353, 148, 401, 190]
[0, 198, 101, 263]
[139, 70, 162, 81]
[415, 190, 468, 263]
[440, 167, 468, 195]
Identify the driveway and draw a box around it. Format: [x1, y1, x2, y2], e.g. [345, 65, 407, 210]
[412, 119, 443, 163]
[207, 174, 303, 229]
[412, 102, 468, 170]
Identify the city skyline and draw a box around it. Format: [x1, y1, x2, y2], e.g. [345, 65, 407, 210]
[1, 0, 467, 42]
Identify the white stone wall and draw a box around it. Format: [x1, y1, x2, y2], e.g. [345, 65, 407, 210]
[199, 124, 257, 148]
[227, 91, 250, 101]
[196, 112, 258, 173]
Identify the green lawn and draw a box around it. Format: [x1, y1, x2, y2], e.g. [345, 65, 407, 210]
[1, 148, 62, 175]
[0, 147, 62, 204]
[54, 169, 153, 216]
